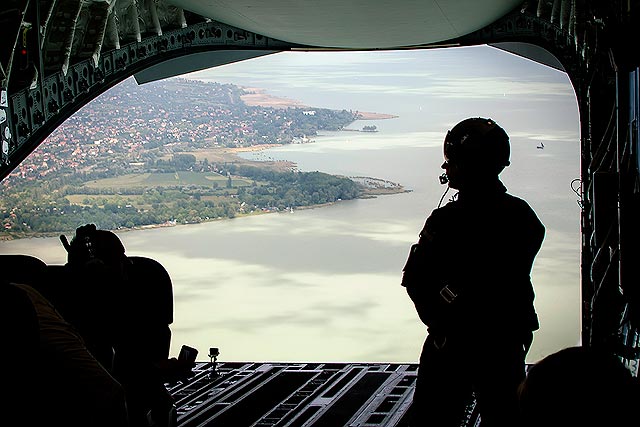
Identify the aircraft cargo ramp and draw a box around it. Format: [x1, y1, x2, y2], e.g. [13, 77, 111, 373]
[167, 361, 460, 427]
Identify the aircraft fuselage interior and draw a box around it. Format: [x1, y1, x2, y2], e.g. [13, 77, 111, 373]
[1, 0, 639, 425]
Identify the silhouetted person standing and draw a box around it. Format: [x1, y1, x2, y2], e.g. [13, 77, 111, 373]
[402, 117, 545, 427]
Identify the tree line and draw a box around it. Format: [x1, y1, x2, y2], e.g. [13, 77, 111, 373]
[1, 167, 363, 236]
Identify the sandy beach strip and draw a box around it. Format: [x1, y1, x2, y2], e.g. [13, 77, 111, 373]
[229, 144, 283, 153]
[241, 87, 307, 109]
[354, 111, 399, 120]
[240, 87, 397, 120]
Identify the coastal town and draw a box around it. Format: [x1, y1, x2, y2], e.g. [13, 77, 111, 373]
[3, 78, 360, 185]
[0, 77, 403, 237]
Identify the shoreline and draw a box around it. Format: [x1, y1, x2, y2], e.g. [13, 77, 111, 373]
[240, 86, 397, 121]
[0, 169, 408, 242]
[0, 186, 408, 242]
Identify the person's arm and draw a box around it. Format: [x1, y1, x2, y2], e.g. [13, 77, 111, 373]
[401, 210, 447, 327]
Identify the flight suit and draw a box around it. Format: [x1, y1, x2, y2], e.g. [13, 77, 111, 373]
[402, 181, 545, 427]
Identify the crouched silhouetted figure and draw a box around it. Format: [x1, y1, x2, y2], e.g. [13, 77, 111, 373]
[519, 345, 640, 427]
[58, 224, 194, 426]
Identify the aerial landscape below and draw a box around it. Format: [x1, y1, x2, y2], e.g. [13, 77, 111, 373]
[0, 77, 402, 239]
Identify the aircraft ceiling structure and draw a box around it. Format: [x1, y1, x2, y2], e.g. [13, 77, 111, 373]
[168, 0, 524, 49]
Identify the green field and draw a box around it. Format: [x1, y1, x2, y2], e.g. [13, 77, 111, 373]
[66, 194, 145, 205]
[83, 171, 253, 188]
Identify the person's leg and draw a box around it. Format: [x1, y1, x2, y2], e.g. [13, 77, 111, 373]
[410, 335, 473, 427]
[474, 341, 526, 427]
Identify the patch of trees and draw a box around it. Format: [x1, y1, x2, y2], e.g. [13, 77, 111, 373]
[1, 169, 363, 236]
[233, 167, 361, 210]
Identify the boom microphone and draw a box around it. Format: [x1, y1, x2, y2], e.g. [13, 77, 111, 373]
[439, 173, 449, 185]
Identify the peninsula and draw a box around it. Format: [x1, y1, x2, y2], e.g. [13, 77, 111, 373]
[0, 77, 405, 239]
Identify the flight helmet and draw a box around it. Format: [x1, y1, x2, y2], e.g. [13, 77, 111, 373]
[444, 117, 510, 176]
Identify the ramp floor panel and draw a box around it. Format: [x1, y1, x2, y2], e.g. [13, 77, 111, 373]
[167, 362, 482, 427]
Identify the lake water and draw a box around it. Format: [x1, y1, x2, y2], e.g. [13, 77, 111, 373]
[0, 47, 581, 364]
